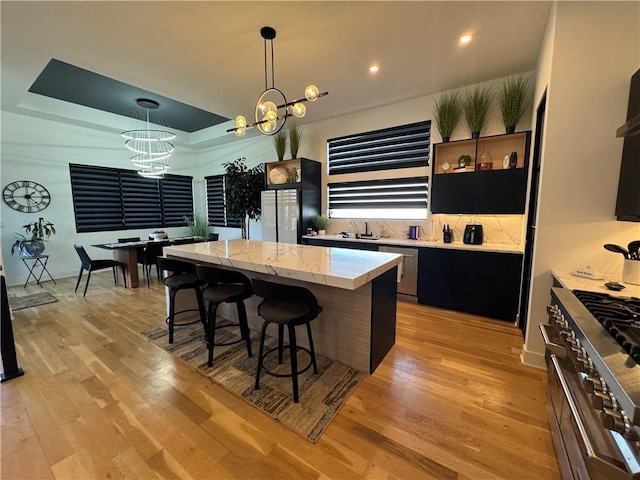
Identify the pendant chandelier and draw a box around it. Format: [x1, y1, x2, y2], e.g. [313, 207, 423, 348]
[121, 98, 175, 178]
[228, 26, 328, 137]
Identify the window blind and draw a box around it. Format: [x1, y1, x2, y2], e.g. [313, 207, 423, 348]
[205, 175, 240, 228]
[69, 163, 194, 233]
[328, 120, 431, 175]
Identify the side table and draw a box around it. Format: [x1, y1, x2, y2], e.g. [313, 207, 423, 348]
[20, 254, 56, 288]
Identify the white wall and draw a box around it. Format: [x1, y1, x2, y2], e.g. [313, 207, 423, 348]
[522, 1, 640, 367]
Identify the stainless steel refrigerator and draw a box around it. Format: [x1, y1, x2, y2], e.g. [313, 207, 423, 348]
[261, 189, 320, 244]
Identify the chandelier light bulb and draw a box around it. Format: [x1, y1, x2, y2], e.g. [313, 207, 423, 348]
[235, 115, 247, 128]
[234, 126, 246, 137]
[305, 85, 320, 102]
[262, 117, 277, 133]
[292, 102, 307, 118]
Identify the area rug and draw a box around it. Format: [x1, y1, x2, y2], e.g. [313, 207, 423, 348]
[8, 292, 58, 310]
[143, 322, 365, 442]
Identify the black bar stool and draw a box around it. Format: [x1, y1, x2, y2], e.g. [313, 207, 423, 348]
[252, 278, 322, 403]
[195, 265, 253, 367]
[156, 256, 206, 344]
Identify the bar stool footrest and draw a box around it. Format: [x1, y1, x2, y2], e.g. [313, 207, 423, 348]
[165, 308, 204, 327]
[209, 322, 247, 347]
[260, 345, 314, 378]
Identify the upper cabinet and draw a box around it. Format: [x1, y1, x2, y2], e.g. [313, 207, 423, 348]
[430, 131, 532, 214]
[265, 157, 321, 191]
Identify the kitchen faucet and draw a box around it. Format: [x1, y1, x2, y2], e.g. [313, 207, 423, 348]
[361, 221, 373, 237]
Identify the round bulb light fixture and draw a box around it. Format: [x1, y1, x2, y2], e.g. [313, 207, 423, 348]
[228, 27, 328, 137]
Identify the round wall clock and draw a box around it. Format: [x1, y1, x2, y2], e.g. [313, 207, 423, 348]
[3, 180, 51, 213]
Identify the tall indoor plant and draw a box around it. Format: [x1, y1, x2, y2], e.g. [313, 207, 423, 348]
[11, 217, 56, 256]
[463, 86, 492, 138]
[498, 74, 532, 134]
[223, 157, 265, 239]
[432, 90, 461, 142]
[273, 129, 287, 161]
[288, 120, 303, 159]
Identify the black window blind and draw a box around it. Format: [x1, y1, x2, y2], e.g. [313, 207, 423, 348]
[328, 120, 431, 175]
[205, 175, 240, 228]
[328, 177, 429, 211]
[69, 163, 194, 233]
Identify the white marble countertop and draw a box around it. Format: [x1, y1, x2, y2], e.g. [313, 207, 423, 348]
[163, 239, 402, 291]
[303, 234, 523, 254]
[552, 269, 640, 298]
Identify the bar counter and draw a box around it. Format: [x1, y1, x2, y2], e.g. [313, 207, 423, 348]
[164, 240, 402, 373]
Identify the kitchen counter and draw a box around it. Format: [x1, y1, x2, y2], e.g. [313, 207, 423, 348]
[552, 269, 640, 298]
[163, 239, 401, 373]
[302, 234, 524, 254]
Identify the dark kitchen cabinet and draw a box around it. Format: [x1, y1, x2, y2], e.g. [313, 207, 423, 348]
[303, 237, 380, 251]
[431, 132, 531, 214]
[418, 248, 523, 322]
[615, 68, 640, 222]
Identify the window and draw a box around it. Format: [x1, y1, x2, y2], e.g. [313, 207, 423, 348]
[327, 120, 430, 219]
[328, 120, 431, 175]
[205, 174, 240, 228]
[69, 164, 194, 233]
[328, 177, 428, 220]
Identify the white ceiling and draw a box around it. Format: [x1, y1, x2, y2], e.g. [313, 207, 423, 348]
[1, 1, 552, 148]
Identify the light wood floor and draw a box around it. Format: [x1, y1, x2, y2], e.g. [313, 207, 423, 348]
[2, 272, 560, 479]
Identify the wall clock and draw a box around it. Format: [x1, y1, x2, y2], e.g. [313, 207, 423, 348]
[3, 180, 51, 213]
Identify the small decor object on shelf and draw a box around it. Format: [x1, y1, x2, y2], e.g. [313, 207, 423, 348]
[478, 147, 493, 169]
[312, 214, 329, 235]
[457, 154, 471, 168]
[498, 74, 532, 134]
[462, 86, 492, 139]
[503, 154, 511, 169]
[509, 151, 518, 168]
[432, 90, 461, 142]
[441, 157, 450, 172]
[11, 217, 56, 256]
[269, 166, 289, 184]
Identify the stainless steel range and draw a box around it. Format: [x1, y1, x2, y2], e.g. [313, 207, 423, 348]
[541, 287, 640, 480]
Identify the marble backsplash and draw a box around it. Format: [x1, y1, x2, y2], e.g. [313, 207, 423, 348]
[325, 214, 524, 246]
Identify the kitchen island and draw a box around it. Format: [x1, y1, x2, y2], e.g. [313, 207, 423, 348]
[163, 239, 403, 373]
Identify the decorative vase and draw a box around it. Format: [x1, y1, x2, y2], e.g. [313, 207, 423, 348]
[318, 229, 326, 236]
[442, 136, 450, 143]
[471, 131, 480, 139]
[22, 241, 45, 257]
[506, 125, 516, 134]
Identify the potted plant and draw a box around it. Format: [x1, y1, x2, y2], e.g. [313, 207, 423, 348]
[312, 214, 330, 235]
[498, 74, 532, 134]
[11, 217, 56, 256]
[432, 90, 461, 142]
[184, 212, 209, 238]
[223, 157, 265, 239]
[462, 86, 492, 138]
[288, 120, 303, 159]
[273, 129, 287, 161]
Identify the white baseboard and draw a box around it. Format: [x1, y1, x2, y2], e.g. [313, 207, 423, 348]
[520, 345, 546, 370]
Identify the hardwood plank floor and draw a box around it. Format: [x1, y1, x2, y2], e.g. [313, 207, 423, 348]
[2, 272, 560, 479]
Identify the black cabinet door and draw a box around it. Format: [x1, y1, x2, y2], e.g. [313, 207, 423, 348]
[417, 248, 457, 308]
[430, 173, 474, 214]
[304, 238, 379, 251]
[453, 250, 523, 322]
[473, 169, 528, 214]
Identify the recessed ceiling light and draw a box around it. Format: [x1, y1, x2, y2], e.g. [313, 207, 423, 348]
[460, 34, 472, 44]
[369, 65, 380, 73]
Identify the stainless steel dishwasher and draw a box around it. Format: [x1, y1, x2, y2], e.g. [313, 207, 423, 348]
[379, 246, 418, 296]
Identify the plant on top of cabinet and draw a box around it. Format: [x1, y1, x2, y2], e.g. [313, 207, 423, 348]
[288, 120, 303, 159]
[273, 129, 287, 161]
[463, 86, 492, 139]
[312, 214, 330, 234]
[498, 74, 532, 134]
[432, 89, 461, 142]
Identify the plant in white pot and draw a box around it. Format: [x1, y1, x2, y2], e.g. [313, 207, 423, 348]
[312, 214, 330, 235]
[11, 217, 56, 257]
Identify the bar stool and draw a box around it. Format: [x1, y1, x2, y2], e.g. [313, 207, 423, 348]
[195, 265, 253, 367]
[156, 256, 206, 344]
[253, 278, 321, 403]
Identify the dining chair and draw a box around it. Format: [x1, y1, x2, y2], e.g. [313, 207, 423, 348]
[73, 244, 126, 297]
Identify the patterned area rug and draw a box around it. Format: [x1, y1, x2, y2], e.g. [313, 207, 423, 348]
[143, 322, 365, 442]
[8, 292, 58, 310]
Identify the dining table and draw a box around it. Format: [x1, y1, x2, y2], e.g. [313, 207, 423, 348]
[92, 236, 205, 288]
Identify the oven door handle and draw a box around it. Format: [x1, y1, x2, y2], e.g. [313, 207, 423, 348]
[549, 354, 597, 459]
[539, 324, 567, 358]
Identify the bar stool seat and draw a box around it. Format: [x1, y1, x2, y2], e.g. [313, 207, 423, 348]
[253, 278, 321, 403]
[157, 256, 206, 344]
[196, 265, 253, 367]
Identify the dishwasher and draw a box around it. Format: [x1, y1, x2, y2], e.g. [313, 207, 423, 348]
[378, 246, 418, 296]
